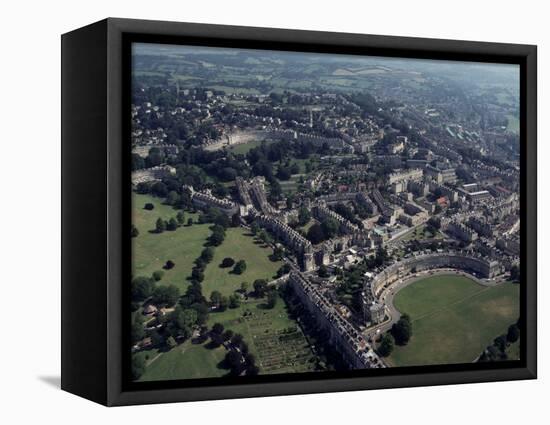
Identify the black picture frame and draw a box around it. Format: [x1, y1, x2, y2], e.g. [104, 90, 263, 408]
[61, 17, 537, 406]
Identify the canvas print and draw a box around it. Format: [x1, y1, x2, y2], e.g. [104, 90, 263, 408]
[130, 43, 520, 382]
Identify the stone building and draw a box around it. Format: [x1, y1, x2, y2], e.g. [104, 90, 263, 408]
[254, 214, 314, 271]
[189, 188, 239, 216]
[289, 272, 383, 370]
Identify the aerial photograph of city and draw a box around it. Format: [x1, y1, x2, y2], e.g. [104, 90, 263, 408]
[129, 43, 521, 382]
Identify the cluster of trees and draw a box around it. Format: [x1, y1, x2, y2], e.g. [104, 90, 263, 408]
[332, 203, 362, 227]
[391, 314, 412, 345]
[155, 211, 186, 233]
[318, 264, 329, 278]
[208, 224, 226, 246]
[276, 162, 300, 181]
[377, 333, 395, 357]
[131, 274, 180, 308]
[306, 217, 341, 244]
[297, 207, 311, 226]
[232, 260, 247, 275]
[365, 247, 390, 268]
[209, 290, 241, 311]
[131, 148, 168, 171]
[220, 327, 259, 376]
[276, 263, 291, 278]
[250, 222, 274, 246]
[479, 320, 520, 362]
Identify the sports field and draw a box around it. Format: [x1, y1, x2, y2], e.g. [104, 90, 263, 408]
[387, 275, 520, 367]
[132, 193, 208, 291]
[202, 228, 282, 297]
[137, 293, 315, 381]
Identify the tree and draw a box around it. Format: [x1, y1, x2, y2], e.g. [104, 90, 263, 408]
[298, 207, 311, 226]
[240, 282, 249, 294]
[321, 217, 339, 239]
[272, 246, 284, 261]
[253, 279, 268, 297]
[219, 296, 229, 311]
[152, 270, 164, 282]
[233, 260, 247, 275]
[132, 356, 146, 380]
[131, 276, 155, 301]
[231, 333, 244, 347]
[131, 224, 139, 238]
[258, 229, 272, 245]
[164, 260, 175, 270]
[222, 330, 234, 342]
[307, 223, 326, 244]
[212, 323, 224, 335]
[318, 264, 329, 278]
[166, 191, 180, 206]
[377, 334, 394, 357]
[266, 291, 277, 309]
[144, 202, 154, 210]
[507, 324, 520, 343]
[221, 257, 235, 268]
[131, 316, 145, 343]
[167, 307, 196, 340]
[155, 217, 166, 233]
[224, 350, 243, 374]
[494, 335, 508, 352]
[276, 263, 291, 278]
[229, 294, 241, 309]
[250, 221, 260, 235]
[132, 153, 146, 171]
[201, 247, 214, 263]
[391, 314, 412, 345]
[231, 213, 241, 227]
[151, 285, 180, 307]
[210, 291, 222, 308]
[191, 268, 204, 282]
[167, 217, 178, 231]
[209, 227, 226, 246]
[176, 211, 185, 225]
[187, 217, 193, 226]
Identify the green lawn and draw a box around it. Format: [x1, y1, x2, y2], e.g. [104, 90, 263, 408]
[387, 275, 520, 367]
[202, 228, 282, 297]
[132, 193, 209, 291]
[138, 341, 227, 382]
[227, 139, 273, 155]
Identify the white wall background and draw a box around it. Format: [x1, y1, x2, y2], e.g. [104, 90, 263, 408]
[1, 0, 546, 422]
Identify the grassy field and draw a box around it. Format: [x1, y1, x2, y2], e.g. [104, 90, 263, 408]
[202, 228, 282, 297]
[227, 139, 273, 155]
[279, 175, 303, 195]
[138, 341, 227, 382]
[387, 275, 520, 367]
[401, 224, 443, 242]
[138, 293, 315, 381]
[132, 193, 209, 291]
